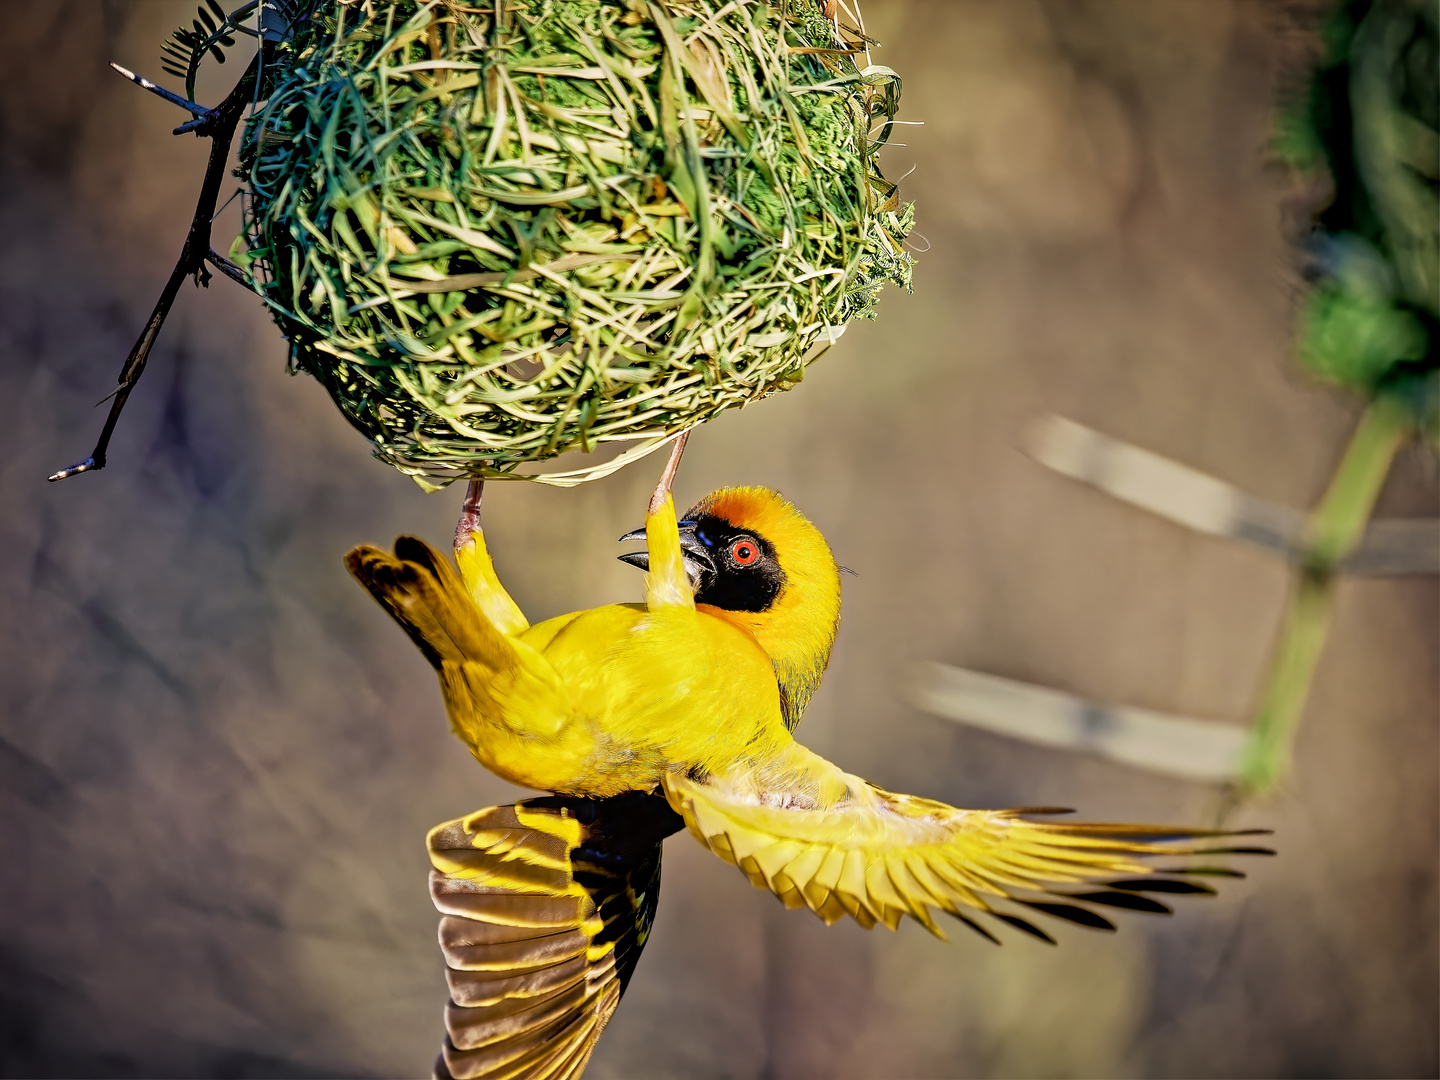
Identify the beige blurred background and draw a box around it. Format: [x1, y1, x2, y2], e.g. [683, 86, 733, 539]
[1, 1, 1435, 1077]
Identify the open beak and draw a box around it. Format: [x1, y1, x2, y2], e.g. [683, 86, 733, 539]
[618, 521, 715, 590]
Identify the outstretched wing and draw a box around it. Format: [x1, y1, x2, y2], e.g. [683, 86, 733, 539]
[663, 744, 1269, 943]
[428, 791, 685, 1080]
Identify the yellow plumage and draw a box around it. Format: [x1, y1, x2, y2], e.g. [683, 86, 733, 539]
[346, 451, 1268, 1077]
[349, 488, 797, 795]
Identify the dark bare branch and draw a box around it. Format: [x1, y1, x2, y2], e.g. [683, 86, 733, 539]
[205, 248, 256, 292]
[48, 51, 265, 483]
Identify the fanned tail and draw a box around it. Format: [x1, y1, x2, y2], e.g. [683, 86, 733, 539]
[429, 791, 685, 1079]
[664, 746, 1271, 943]
[346, 537, 505, 669]
[346, 538, 572, 751]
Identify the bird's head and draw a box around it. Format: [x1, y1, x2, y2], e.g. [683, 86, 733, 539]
[619, 486, 842, 730]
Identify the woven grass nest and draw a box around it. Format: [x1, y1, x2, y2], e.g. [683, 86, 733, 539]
[237, 0, 913, 487]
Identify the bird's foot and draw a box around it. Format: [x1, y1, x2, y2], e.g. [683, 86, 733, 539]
[454, 479, 484, 554]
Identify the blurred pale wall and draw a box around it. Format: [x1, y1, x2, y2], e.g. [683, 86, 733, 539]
[1, 1, 1435, 1077]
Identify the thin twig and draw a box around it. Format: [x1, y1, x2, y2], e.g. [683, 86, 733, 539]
[205, 248, 257, 292]
[109, 62, 216, 120]
[48, 52, 265, 483]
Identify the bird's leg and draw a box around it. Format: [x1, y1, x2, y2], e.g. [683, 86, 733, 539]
[455, 479, 485, 554]
[452, 477, 529, 634]
[644, 432, 695, 610]
[648, 431, 690, 515]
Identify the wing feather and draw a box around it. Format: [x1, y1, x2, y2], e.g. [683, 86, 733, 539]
[663, 744, 1269, 942]
[430, 792, 684, 1080]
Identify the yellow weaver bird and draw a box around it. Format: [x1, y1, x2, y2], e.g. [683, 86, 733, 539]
[347, 436, 1269, 1080]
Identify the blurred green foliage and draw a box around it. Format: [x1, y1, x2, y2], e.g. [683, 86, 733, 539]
[1277, 0, 1438, 420]
[1299, 240, 1428, 387]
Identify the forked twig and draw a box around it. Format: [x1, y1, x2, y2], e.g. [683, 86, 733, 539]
[205, 248, 258, 291]
[47, 52, 265, 483]
[109, 62, 217, 122]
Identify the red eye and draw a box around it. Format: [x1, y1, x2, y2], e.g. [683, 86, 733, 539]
[731, 540, 759, 565]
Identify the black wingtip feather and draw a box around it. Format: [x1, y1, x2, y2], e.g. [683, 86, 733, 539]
[1103, 878, 1217, 896]
[994, 913, 1056, 944]
[394, 535, 444, 575]
[1068, 890, 1175, 914]
[1008, 806, 1076, 817]
[1161, 866, 1248, 878]
[1019, 901, 1117, 931]
[948, 911, 1001, 944]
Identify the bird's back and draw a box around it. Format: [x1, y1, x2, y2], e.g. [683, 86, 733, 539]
[519, 602, 792, 793]
[348, 536, 796, 796]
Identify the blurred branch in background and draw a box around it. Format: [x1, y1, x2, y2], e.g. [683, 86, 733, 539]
[912, 412, 1436, 804]
[908, 663, 1246, 784]
[1025, 414, 1438, 572]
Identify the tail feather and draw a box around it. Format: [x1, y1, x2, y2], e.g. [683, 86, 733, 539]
[347, 537, 575, 753]
[347, 544, 462, 668]
[346, 538, 516, 670]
